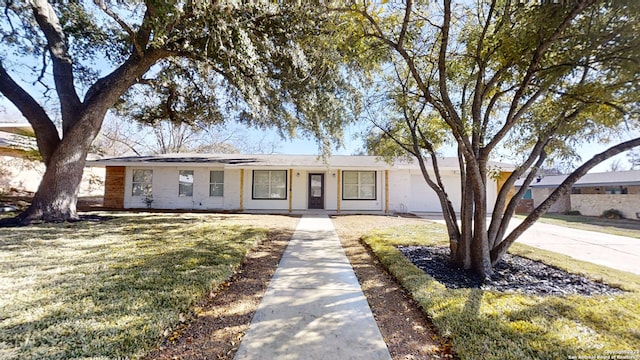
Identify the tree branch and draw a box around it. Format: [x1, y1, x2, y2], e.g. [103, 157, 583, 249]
[29, 0, 82, 134]
[491, 136, 640, 262]
[0, 61, 60, 166]
[94, 0, 144, 57]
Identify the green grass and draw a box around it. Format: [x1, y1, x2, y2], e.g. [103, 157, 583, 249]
[517, 213, 640, 239]
[361, 223, 640, 360]
[0, 213, 287, 360]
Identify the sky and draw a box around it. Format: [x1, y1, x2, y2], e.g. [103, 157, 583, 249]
[1, 4, 636, 175]
[1, 95, 635, 174]
[231, 120, 635, 174]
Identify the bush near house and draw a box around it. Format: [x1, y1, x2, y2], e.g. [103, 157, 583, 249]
[601, 208, 625, 219]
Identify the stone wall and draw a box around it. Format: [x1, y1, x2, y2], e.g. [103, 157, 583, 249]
[531, 187, 571, 213]
[570, 194, 640, 218]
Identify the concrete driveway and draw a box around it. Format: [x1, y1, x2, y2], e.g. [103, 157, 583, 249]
[422, 215, 640, 275]
[508, 218, 640, 275]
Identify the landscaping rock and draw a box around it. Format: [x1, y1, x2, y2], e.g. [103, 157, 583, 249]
[398, 245, 623, 296]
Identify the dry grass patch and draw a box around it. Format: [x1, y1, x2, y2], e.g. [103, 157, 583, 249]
[0, 212, 298, 360]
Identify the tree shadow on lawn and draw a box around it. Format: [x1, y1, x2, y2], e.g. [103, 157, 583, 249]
[436, 286, 638, 360]
[144, 229, 294, 360]
[393, 246, 637, 359]
[0, 215, 287, 359]
[441, 289, 605, 359]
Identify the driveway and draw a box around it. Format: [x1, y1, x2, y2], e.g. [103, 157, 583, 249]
[508, 218, 640, 275]
[422, 215, 640, 275]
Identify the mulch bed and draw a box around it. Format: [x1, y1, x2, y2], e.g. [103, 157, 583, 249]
[398, 245, 623, 296]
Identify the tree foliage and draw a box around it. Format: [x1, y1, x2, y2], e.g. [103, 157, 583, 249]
[0, 1, 358, 224]
[339, 0, 640, 277]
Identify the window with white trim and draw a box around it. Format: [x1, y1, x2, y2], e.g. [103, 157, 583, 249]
[253, 170, 287, 199]
[132, 169, 153, 196]
[343, 171, 376, 200]
[178, 170, 194, 197]
[209, 171, 224, 197]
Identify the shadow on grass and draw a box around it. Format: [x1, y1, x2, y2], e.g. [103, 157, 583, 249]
[362, 230, 640, 360]
[0, 214, 291, 360]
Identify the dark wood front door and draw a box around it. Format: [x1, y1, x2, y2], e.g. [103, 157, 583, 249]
[308, 173, 324, 209]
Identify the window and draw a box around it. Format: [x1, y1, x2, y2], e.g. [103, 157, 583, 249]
[179, 170, 194, 197]
[253, 170, 287, 199]
[210, 171, 224, 197]
[343, 171, 376, 200]
[523, 189, 532, 199]
[132, 169, 153, 196]
[605, 186, 627, 195]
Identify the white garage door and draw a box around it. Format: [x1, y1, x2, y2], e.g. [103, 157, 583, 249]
[409, 174, 462, 212]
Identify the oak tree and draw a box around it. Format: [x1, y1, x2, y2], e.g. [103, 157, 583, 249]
[0, 1, 357, 224]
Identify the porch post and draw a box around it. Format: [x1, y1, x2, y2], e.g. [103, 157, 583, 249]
[385, 170, 389, 213]
[337, 169, 341, 213]
[239, 169, 244, 212]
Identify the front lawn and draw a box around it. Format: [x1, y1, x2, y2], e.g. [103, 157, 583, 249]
[0, 213, 297, 360]
[361, 222, 640, 360]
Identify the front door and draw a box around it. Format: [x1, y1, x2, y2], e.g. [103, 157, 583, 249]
[308, 173, 324, 209]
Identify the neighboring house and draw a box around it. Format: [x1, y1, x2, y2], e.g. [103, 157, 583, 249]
[0, 123, 104, 196]
[88, 154, 514, 214]
[515, 170, 640, 218]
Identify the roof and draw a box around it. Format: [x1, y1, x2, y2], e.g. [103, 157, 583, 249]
[87, 153, 515, 171]
[0, 124, 37, 157]
[517, 170, 640, 188]
[0, 123, 35, 137]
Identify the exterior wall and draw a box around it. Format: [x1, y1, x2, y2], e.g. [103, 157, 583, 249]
[103, 166, 125, 208]
[575, 185, 640, 195]
[124, 166, 234, 210]
[531, 187, 571, 213]
[495, 171, 515, 210]
[338, 170, 384, 212]
[404, 170, 500, 214]
[387, 170, 412, 213]
[408, 172, 443, 212]
[515, 199, 534, 214]
[1, 156, 104, 196]
[570, 194, 640, 218]
[114, 164, 503, 213]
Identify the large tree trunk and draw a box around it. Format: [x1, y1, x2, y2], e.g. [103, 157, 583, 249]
[17, 145, 90, 224]
[16, 111, 104, 225]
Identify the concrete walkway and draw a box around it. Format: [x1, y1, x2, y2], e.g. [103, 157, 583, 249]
[234, 214, 391, 360]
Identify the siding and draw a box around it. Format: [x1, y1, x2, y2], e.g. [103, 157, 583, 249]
[111, 165, 497, 213]
[124, 167, 232, 210]
[408, 170, 462, 212]
[103, 166, 125, 208]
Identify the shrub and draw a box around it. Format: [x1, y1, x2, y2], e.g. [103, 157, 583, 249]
[564, 210, 581, 216]
[601, 208, 624, 219]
